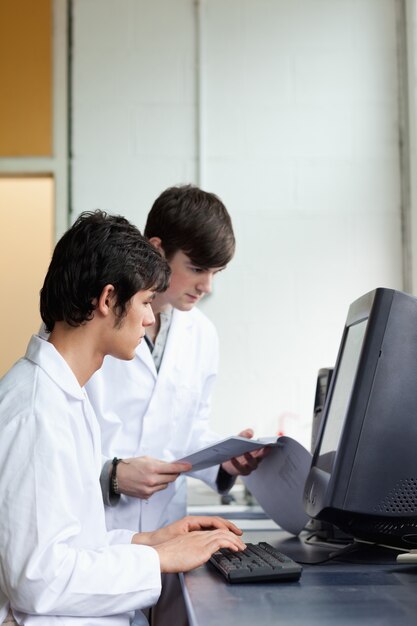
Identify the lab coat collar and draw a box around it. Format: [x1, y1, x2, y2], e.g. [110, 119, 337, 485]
[160, 308, 193, 373]
[25, 335, 86, 401]
[171, 307, 194, 331]
[136, 336, 158, 378]
[135, 308, 194, 379]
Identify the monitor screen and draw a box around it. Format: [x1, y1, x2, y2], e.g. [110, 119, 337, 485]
[316, 319, 367, 469]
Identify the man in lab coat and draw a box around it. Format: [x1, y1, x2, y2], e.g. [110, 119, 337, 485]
[0, 210, 246, 626]
[88, 186, 264, 530]
[86, 186, 266, 624]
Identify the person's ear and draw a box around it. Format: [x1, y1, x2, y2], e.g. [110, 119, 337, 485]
[97, 284, 116, 316]
[148, 237, 165, 257]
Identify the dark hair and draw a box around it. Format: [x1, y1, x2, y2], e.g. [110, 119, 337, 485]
[40, 210, 170, 332]
[144, 185, 235, 267]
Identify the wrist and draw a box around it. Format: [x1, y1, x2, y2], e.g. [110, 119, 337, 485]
[132, 531, 153, 546]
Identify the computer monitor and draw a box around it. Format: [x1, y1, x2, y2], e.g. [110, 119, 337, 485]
[304, 288, 417, 549]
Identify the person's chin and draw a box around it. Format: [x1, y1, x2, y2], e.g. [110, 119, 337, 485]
[112, 350, 135, 361]
[126, 340, 143, 359]
[122, 349, 137, 360]
[177, 301, 196, 312]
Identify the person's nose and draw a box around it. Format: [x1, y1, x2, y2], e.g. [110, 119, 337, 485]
[143, 306, 155, 327]
[197, 272, 213, 295]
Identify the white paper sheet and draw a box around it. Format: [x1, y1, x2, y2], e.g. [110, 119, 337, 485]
[243, 436, 312, 535]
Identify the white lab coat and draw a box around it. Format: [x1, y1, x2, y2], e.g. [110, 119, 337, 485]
[86, 307, 223, 532]
[0, 336, 161, 625]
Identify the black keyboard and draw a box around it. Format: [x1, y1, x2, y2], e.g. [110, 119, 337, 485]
[209, 541, 302, 584]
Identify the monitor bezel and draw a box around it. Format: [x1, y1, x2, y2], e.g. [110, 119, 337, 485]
[309, 288, 395, 512]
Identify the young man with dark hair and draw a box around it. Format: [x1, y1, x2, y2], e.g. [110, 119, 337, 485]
[144, 184, 235, 268]
[0, 210, 245, 626]
[87, 187, 264, 543]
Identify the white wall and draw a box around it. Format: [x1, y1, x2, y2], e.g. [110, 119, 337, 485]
[406, 0, 417, 294]
[72, 0, 403, 449]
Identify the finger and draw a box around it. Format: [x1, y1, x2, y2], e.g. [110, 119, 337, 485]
[251, 447, 270, 463]
[191, 516, 243, 535]
[142, 473, 180, 492]
[155, 472, 182, 484]
[251, 446, 269, 459]
[208, 531, 246, 552]
[237, 428, 254, 439]
[242, 451, 260, 467]
[191, 529, 245, 552]
[181, 515, 230, 532]
[230, 451, 259, 468]
[145, 470, 186, 488]
[211, 517, 243, 535]
[162, 462, 192, 474]
[142, 481, 171, 498]
[229, 457, 255, 476]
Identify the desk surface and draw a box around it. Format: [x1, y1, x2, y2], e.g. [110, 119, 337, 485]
[183, 528, 417, 626]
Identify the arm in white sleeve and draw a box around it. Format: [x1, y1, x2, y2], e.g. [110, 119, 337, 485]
[0, 412, 161, 618]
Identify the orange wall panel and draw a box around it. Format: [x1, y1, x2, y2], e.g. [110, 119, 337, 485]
[0, 177, 54, 375]
[0, 0, 52, 156]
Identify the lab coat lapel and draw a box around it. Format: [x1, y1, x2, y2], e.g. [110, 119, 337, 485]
[157, 308, 192, 379]
[138, 309, 193, 457]
[135, 309, 193, 381]
[135, 336, 157, 379]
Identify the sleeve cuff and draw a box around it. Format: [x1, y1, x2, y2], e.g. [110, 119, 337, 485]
[100, 459, 121, 507]
[216, 466, 237, 494]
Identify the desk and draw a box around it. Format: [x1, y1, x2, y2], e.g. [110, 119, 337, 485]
[182, 528, 417, 626]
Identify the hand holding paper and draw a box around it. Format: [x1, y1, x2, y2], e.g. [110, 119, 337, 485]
[221, 428, 271, 476]
[176, 432, 312, 536]
[175, 435, 281, 472]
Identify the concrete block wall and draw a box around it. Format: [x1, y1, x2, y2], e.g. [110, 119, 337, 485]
[72, 0, 403, 448]
[72, 0, 197, 213]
